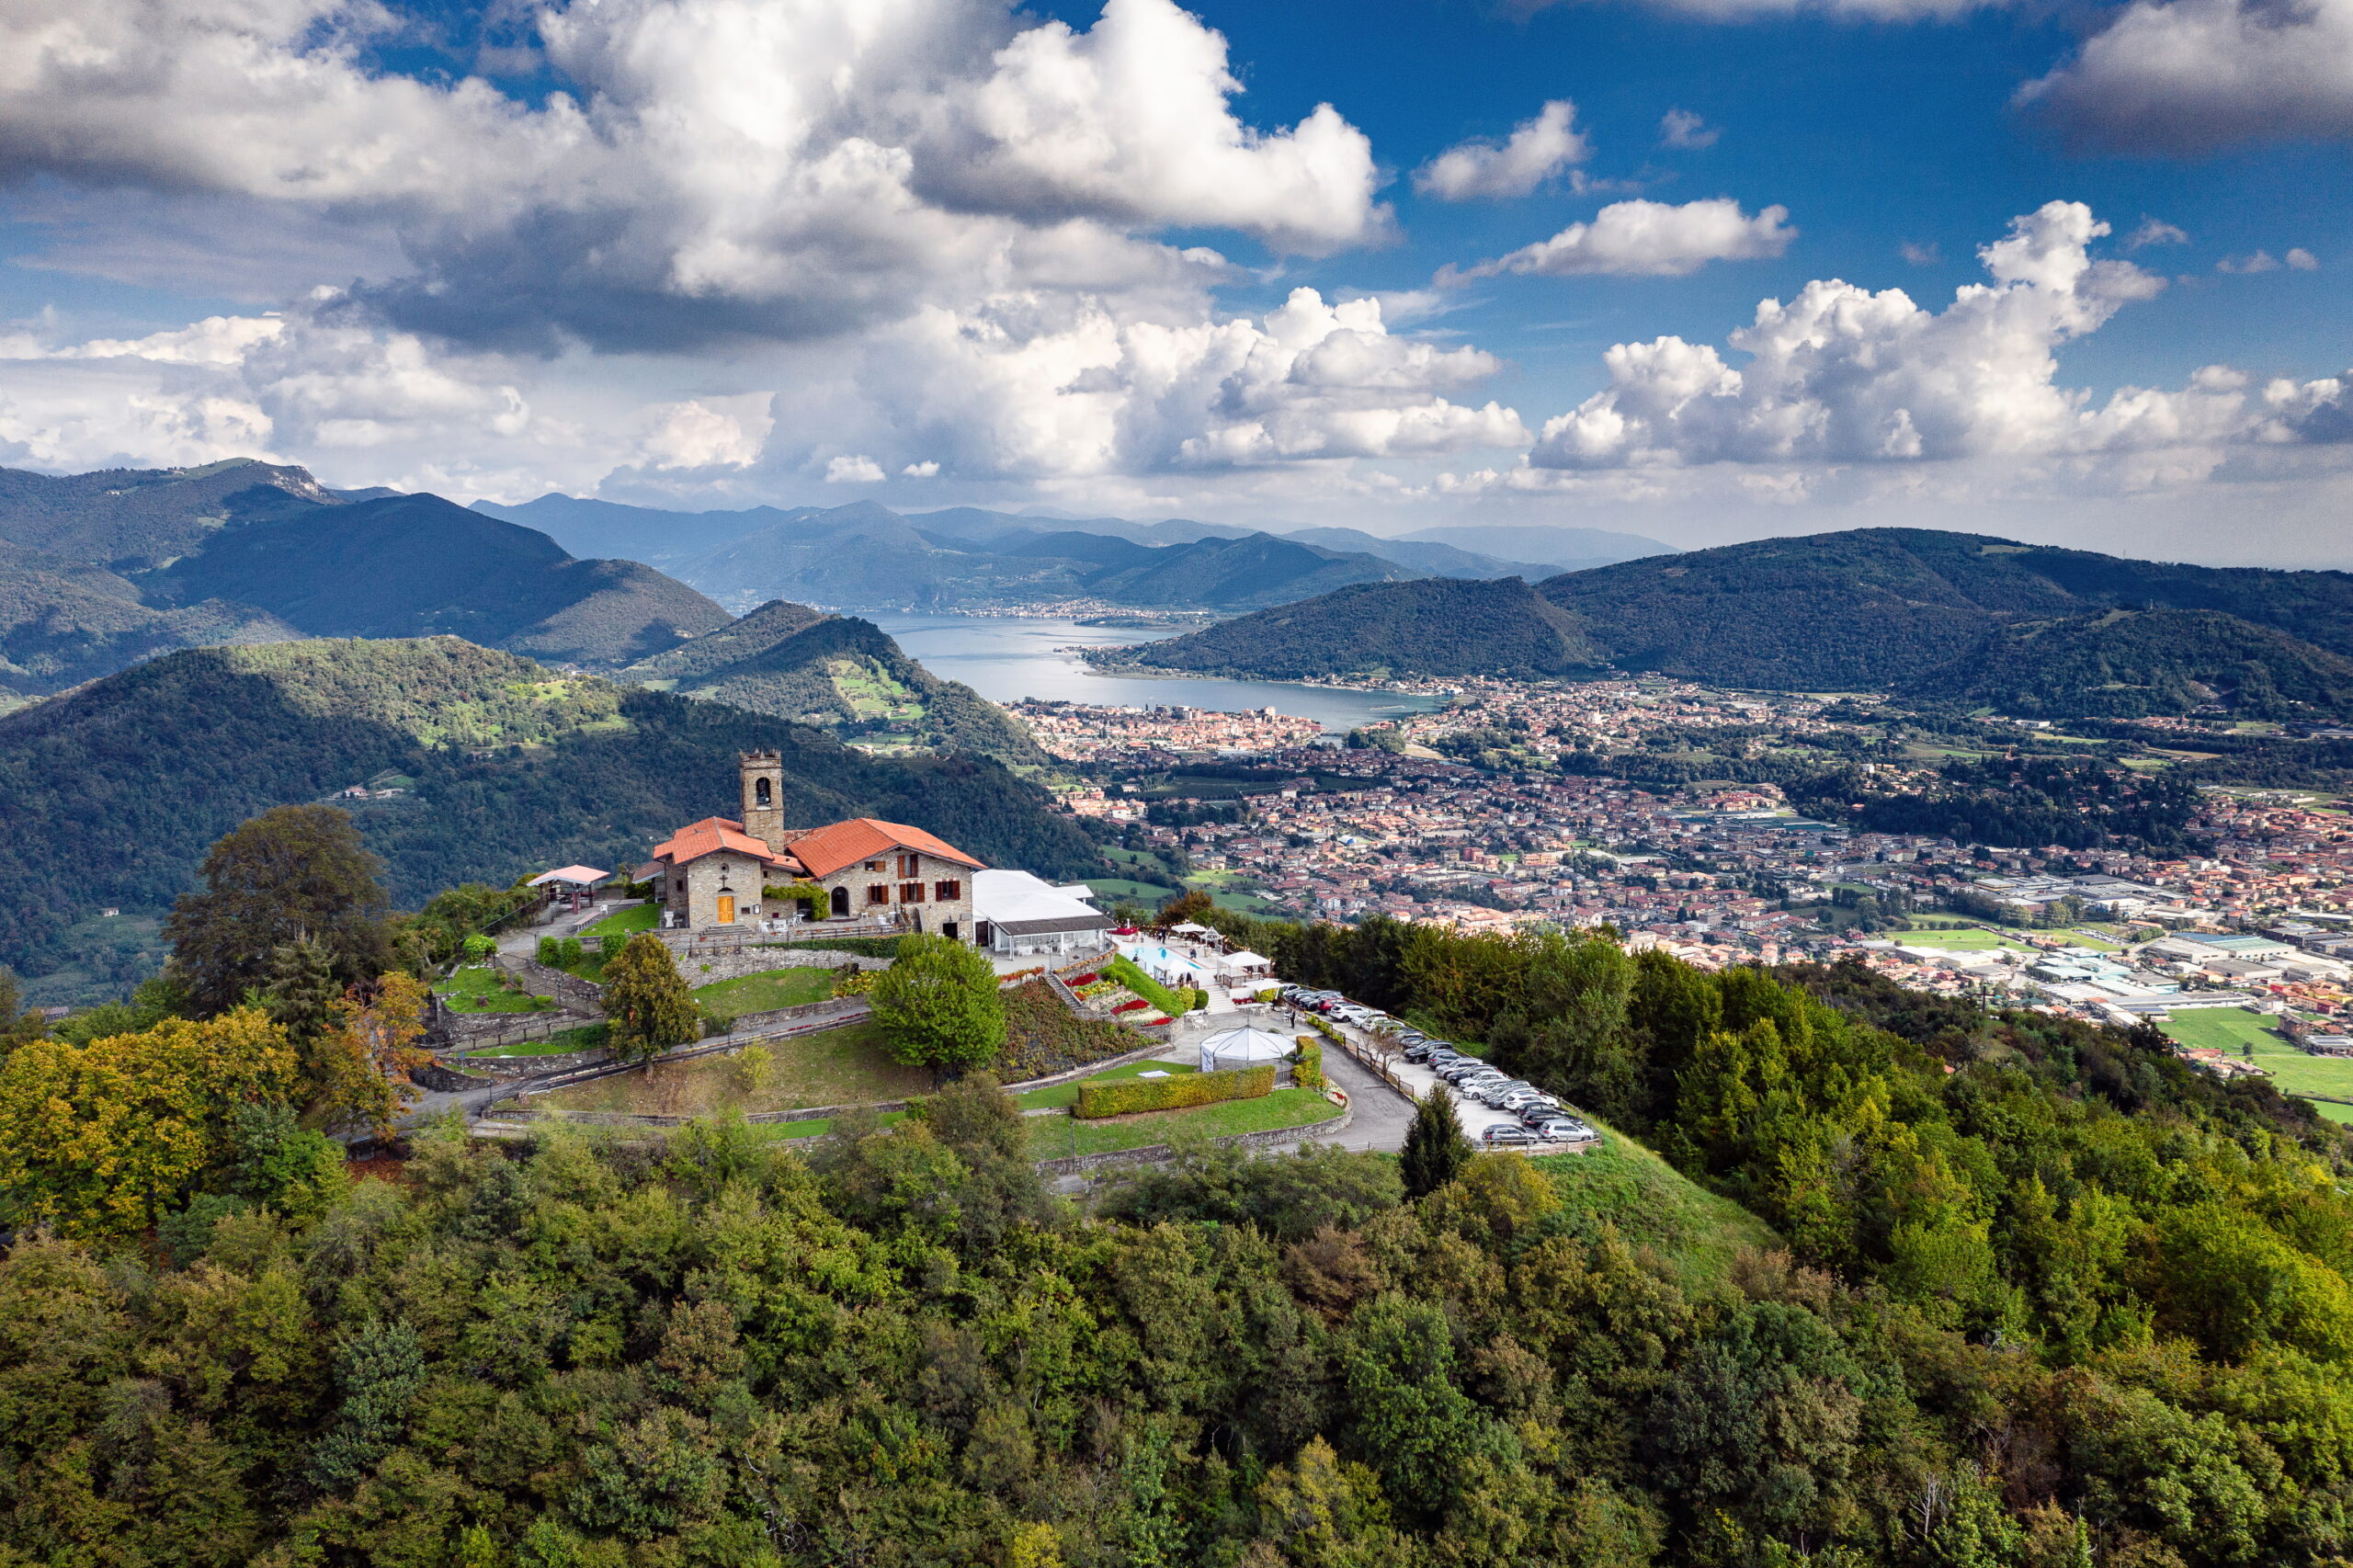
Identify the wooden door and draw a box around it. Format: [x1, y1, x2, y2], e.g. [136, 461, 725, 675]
[717, 894, 735, 925]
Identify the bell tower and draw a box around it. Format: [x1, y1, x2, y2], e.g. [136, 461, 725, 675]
[739, 750, 786, 853]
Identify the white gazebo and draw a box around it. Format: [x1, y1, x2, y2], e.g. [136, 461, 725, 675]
[1168, 921, 1218, 939]
[1212, 949, 1272, 978]
[1197, 1025, 1295, 1074]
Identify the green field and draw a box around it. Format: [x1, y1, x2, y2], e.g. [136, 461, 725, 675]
[467, 1024, 608, 1059]
[434, 964, 552, 1014]
[2157, 1007, 2353, 1124]
[1086, 878, 1180, 906]
[692, 966, 834, 1017]
[1016, 1057, 1197, 1111]
[1894, 927, 2032, 952]
[582, 903, 658, 940]
[1031, 1086, 1342, 1159]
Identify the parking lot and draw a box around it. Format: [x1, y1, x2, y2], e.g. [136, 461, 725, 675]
[1278, 988, 1600, 1153]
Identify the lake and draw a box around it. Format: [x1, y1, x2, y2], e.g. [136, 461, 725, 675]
[868, 613, 1445, 732]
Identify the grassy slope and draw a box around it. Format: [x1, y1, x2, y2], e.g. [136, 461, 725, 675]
[533, 1018, 932, 1117]
[691, 967, 835, 1014]
[1531, 1113, 1784, 1286]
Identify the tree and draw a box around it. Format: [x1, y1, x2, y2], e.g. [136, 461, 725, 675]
[1399, 1087, 1472, 1199]
[262, 937, 342, 1044]
[0, 967, 43, 1065]
[309, 973, 433, 1141]
[870, 933, 1006, 1074]
[0, 1009, 300, 1238]
[1157, 889, 1215, 926]
[164, 806, 393, 1017]
[602, 934, 701, 1065]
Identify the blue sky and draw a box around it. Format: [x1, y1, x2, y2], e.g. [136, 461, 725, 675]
[0, 0, 2348, 563]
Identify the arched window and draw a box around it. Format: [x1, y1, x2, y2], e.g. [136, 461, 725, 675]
[755, 778, 772, 807]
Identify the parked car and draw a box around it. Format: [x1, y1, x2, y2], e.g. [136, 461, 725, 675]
[1482, 1124, 1540, 1145]
[1493, 1089, 1548, 1111]
[1516, 1102, 1567, 1127]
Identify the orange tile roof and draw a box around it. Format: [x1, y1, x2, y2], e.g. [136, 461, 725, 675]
[786, 817, 985, 879]
[652, 817, 789, 869]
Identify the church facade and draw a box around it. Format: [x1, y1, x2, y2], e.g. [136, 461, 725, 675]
[646, 751, 986, 941]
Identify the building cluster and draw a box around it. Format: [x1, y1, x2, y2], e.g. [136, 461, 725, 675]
[1011, 699, 1329, 763]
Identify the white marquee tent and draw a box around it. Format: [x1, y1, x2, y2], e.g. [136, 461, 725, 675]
[1197, 1026, 1294, 1074]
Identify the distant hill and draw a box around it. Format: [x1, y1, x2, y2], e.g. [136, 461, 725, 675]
[1277, 527, 1552, 580]
[153, 492, 731, 665]
[1398, 523, 1676, 572]
[1094, 577, 1600, 680]
[472, 494, 796, 565]
[0, 638, 1099, 999]
[0, 458, 334, 567]
[624, 599, 1043, 765]
[0, 544, 299, 699]
[1103, 527, 2353, 719]
[1076, 533, 1422, 608]
[1906, 608, 2353, 720]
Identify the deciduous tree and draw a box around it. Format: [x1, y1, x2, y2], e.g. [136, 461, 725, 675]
[164, 807, 393, 1017]
[871, 933, 1006, 1074]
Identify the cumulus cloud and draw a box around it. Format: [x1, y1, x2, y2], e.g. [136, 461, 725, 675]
[2128, 217, 2189, 248]
[825, 454, 886, 483]
[0, 0, 1388, 352]
[902, 460, 940, 477]
[867, 287, 1529, 476]
[1449, 199, 1794, 280]
[2290, 247, 2323, 270]
[2218, 251, 2281, 274]
[1525, 201, 2211, 470]
[1414, 101, 1588, 200]
[1659, 109, 1719, 149]
[643, 397, 773, 470]
[2019, 0, 2353, 152]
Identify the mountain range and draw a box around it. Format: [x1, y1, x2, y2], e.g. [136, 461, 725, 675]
[0, 460, 733, 701]
[475, 493, 1675, 609]
[1108, 528, 2353, 721]
[0, 637, 1100, 1003]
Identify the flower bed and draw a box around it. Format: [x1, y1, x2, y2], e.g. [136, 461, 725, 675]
[996, 980, 1154, 1082]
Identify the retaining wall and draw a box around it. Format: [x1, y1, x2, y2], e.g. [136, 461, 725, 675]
[429, 1006, 596, 1052]
[675, 946, 889, 984]
[444, 1047, 612, 1078]
[496, 952, 606, 1011]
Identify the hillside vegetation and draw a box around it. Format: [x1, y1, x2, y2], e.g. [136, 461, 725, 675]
[625, 601, 1045, 764]
[1097, 576, 1601, 679]
[0, 638, 1097, 987]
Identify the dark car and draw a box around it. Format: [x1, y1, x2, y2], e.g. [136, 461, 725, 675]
[1482, 1124, 1540, 1145]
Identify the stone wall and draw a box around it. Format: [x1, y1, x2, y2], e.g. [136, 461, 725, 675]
[673, 945, 889, 984]
[429, 1006, 595, 1052]
[443, 1048, 612, 1078]
[495, 953, 605, 1012]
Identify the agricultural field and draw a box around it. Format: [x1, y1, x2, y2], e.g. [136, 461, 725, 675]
[2157, 1007, 2353, 1124]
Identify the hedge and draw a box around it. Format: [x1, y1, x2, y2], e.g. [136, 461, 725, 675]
[1075, 1063, 1274, 1119]
[1293, 1037, 1325, 1093]
[1106, 954, 1199, 1018]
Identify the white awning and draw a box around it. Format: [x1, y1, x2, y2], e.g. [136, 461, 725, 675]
[1168, 921, 1217, 937]
[1213, 949, 1270, 971]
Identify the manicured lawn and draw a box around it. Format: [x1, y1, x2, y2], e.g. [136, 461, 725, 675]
[529, 1019, 933, 1119]
[692, 966, 835, 1016]
[1529, 1112, 1781, 1289]
[1030, 1086, 1343, 1159]
[1017, 1057, 1195, 1110]
[2157, 1008, 2353, 1121]
[434, 964, 552, 1014]
[582, 903, 658, 940]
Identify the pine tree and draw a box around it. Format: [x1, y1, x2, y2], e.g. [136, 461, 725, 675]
[1400, 1087, 1472, 1199]
[602, 934, 701, 1065]
[261, 938, 341, 1045]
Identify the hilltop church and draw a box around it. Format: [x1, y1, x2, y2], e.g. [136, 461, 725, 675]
[647, 750, 987, 939]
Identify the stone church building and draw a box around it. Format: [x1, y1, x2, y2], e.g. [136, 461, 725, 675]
[647, 751, 985, 941]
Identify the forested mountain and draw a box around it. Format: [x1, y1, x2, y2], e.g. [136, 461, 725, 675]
[0, 457, 333, 566]
[1905, 608, 2353, 719]
[0, 544, 299, 699]
[472, 493, 804, 565]
[4, 915, 2347, 1566]
[1396, 520, 1675, 571]
[0, 637, 1097, 989]
[624, 599, 1044, 765]
[155, 492, 730, 666]
[1111, 527, 2353, 717]
[1095, 576, 1601, 679]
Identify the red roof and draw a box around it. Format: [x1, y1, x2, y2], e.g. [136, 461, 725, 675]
[786, 817, 984, 879]
[652, 817, 789, 869]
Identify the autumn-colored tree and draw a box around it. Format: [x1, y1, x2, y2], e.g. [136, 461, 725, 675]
[0, 1010, 300, 1238]
[1156, 889, 1216, 926]
[165, 806, 394, 1017]
[309, 973, 433, 1141]
[603, 934, 701, 1065]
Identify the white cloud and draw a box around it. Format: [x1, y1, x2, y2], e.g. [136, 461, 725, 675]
[2128, 217, 2189, 248]
[1525, 202, 2218, 471]
[1659, 108, 1719, 149]
[1414, 101, 1588, 201]
[0, 0, 1388, 352]
[2218, 251, 2281, 274]
[2019, 0, 2353, 152]
[1449, 199, 1794, 280]
[2290, 247, 2323, 270]
[643, 396, 773, 470]
[824, 454, 887, 483]
[902, 460, 941, 476]
[1900, 241, 1940, 266]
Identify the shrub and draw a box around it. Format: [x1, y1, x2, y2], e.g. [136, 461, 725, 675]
[1293, 1036, 1325, 1093]
[537, 936, 561, 965]
[461, 933, 496, 960]
[997, 980, 1151, 1082]
[1075, 1063, 1275, 1119]
[731, 1045, 772, 1096]
[600, 932, 627, 963]
[557, 937, 583, 969]
[1106, 955, 1195, 1018]
[832, 965, 879, 998]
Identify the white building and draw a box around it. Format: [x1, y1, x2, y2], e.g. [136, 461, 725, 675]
[972, 869, 1111, 958]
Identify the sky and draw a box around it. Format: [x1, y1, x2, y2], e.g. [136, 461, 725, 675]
[1, 0, 2350, 564]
